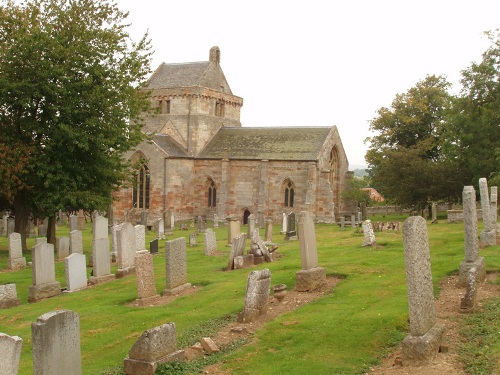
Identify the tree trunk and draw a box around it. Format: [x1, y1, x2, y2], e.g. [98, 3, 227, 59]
[13, 192, 29, 252]
[47, 216, 57, 246]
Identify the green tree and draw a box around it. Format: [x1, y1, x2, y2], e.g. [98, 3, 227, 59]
[443, 30, 500, 187]
[341, 176, 371, 207]
[0, 0, 152, 249]
[365, 75, 460, 209]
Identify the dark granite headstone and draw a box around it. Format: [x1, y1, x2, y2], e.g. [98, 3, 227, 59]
[149, 239, 159, 255]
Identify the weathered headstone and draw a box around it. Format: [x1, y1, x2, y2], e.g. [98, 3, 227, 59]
[213, 213, 219, 228]
[150, 238, 159, 255]
[65, 253, 87, 292]
[296, 211, 326, 292]
[116, 223, 136, 278]
[247, 214, 255, 237]
[281, 212, 287, 234]
[357, 211, 362, 224]
[134, 252, 159, 306]
[238, 269, 271, 323]
[32, 310, 81, 375]
[140, 210, 148, 227]
[6, 218, 15, 236]
[401, 216, 445, 366]
[431, 203, 437, 223]
[163, 237, 191, 295]
[57, 236, 70, 260]
[204, 229, 217, 256]
[7, 232, 26, 270]
[69, 214, 78, 232]
[0, 284, 21, 308]
[155, 218, 165, 240]
[110, 223, 123, 262]
[227, 233, 247, 270]
[460, 266, 478, 313]
[69, 230, 83, 254]
[226, 215, 240, 245]
[197, 215, 206, 232]
[77, 209, 85, 230]
[285, 212, 297, 240]
[264, 219, 273, 242]
[123, 323, 185, 375]
[459, 186, 486, 286]
[89, 216, 113, 284]
[134, 224, 146, 252]
[362, 220, 376, 247]
[257, 210, 265, 229]
[170, 213, 175, 230]
[351, 214, 356, 228]
[37, 224, 47, 238]
[0, 333, 22, 375]
[479, 177, 496, 246]
[27, 220, 36, 238]
[28, 242, 61, 302]
[189, 232, 197, 247]
[490, 186, 498, 225]
[1, 214, 7, 236]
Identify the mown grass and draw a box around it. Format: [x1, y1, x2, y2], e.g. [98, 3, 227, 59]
[0, 213, 498, 375]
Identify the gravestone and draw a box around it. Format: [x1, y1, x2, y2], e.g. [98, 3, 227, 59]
[150, 239, 159, 255]
[189, 232, 197, 247]
[164, 211, 172, 232]
[431, 203, 437, 223]
[116, 223, 136, 278]
[134, 252, 159, 306]
[32, 310, 81, 375]
[7, 218, 15, 236]
[351, 214, 356, 228]
[0, 333, 22, 375]
[213, 213, 219, 228]
[362, 220, 376, 247]
[27, 220, 36, 238]
[296, 211, 326, 292]
[37, 224, 47, 237]
[89, 216, 113, 284]
[459, 186, 486, 287]
[226, 215, 240, 245]
[65, 253, 87, 292]
[57, 236, 70, 260]
[340, 216, 345, 230]
[264, 219, 273, 242]
[69, 230, 83, 254]
[163, 237, 191, 295]
[460, 266, 478, 313]
[357, 211, 362, 223]
[197, 216, 206, 232]
[156, 218, 165, 240]
[1, 214, 6, 236]
[140, 210, 148, 227]
[401, 216, 445, 366]
[69, 214, 77, 232]
[0, 284, 21, 308]
[285, 212, 297, 240]
[227, 233, 247, 270]
[204, 229, 217, 256]
[134, 225, 146, 252]
[123, 323, 185, 375]
[7, 232, 26, 270]
[491, 186, 498, 224]
[479, 178, 496, 246]
[257, 211, 265, 228]
[110, 223, 123, 262]
[170, 213, 175, 230]
[28, 242, 61, 302]
[247, 214, 255, 237]
[281, 212, 287, 234]
[238, 269, 271, 323]
[77, 209, 85, 230]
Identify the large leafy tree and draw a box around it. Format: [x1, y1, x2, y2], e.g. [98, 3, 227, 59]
[365, 75, 461, 209]
[0, 0, 152, 248]
[443, 30, 500, 187]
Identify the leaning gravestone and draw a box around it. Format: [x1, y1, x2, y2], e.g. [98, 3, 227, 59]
[134, 252, 159, 306]
[57, 236, 70, 260]
[296, 211, 326, 292]
[238, 269, 271, 323]
[204, 229, 217, 256]
[163, 237, 191, 295]
[65, 253, 87, 292]
[69, 230, 83, 254]
[116, 223, 136, 278]
[0, 332, 22, 375]
[362, 220, 376, 246]
[479, 178, 496, 246]
[0, 284, 21, 309]
[28, 242, 61, 302]
[89, 216, 113, 284]
[7, 232, 26, 270]
[32, 310, 81, 375]
[123, 322, 185, 375]
[401, 216, 445, 366]
[459, 186, 486, 286]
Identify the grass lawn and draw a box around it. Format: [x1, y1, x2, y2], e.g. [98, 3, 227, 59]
[0, 213, 499, 375]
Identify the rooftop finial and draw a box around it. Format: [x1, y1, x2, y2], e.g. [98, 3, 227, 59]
[209, 46, 220, 65]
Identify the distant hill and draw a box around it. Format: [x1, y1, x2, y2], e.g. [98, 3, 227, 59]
[353, 168, 368, 177]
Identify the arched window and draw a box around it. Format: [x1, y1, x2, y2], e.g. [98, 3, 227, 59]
[207, 179, 217, 207]
[132, 163, 150, 209]
[329, 147, 338, 187]
[283, 179, 295, 207]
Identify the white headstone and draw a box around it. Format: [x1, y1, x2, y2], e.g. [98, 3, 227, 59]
[0, 333, 22, 375]
[7, 232, 26, 270]
[134, 224, 146, 251]
[65, 253, 87, 292]
[69, 230, 83, 254]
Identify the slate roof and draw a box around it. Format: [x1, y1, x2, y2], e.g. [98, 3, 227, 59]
[146, 62, 211, 89]
[153, 135, 189, 158]
[198, 127, 333, 161]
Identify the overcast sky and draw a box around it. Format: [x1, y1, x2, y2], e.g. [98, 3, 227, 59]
[121, 0, 499, 167]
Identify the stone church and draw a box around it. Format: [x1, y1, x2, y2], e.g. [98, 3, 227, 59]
[112, 47, 352, 226]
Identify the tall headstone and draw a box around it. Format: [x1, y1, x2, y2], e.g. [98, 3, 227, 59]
[90, 216, 113, 283]
[213, 213, 219, 228]
[110, 223, 123, 262]
[0, 333, 22, 375]
[57, 236, 70, 260]
[479, 178, 496, 246]
[116, 223, 136, 278]
[123, 323, 185, 375]
[1, 214, 7, 236]
[69, 214, 78, 232]
[226, 215, 240, 245]
[32, 310, 81, 375]
[281, 212, 287, 234]
[163, 237, 191, 295]
[431, 203, 437, 223]
[296, 211, 326, 292]
[362, 220, 376, 247]
[0, 284, 21, 308]
[204, 228, 217, 256]
[134, 252, 159, 306]
[357, 211, 362, 224]
[401, 216, 445, 365]
[351, 214, 356, 228]
[156, 218, 165, 240]
[134, 225, 146, 252]
[28, 242, 61, 302]
[170, 213, 175, 230]
[238, 269, 271, 323]
[459, 186, 486, 286]
[7, 232, 26, 270]
[285, 212, 297, 240]
[65, 253, 87, 292]
[77, 209, 85, 230]
[247, 214, 255, 237]
[264, 219, 273, 242]
[69, 230, 83, 254]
